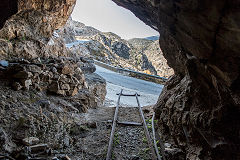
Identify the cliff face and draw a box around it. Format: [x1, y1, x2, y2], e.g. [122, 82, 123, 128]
[0, 0, 77, 60]
[113, 0, 240, 159]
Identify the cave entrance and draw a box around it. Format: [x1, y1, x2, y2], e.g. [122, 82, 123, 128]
[67, 0, 173, 79]
[0, 0, 18, 29]
[59, 0, 174, 107]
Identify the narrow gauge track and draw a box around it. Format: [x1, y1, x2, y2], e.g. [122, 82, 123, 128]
[106, 89, 161, 160]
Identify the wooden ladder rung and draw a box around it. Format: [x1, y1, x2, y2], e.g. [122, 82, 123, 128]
[117, 121, 142, 126]
[116, 93, 140, 96]
[106, 120, 142, 126]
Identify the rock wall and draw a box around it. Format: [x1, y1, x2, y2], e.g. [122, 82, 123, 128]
[0, 0, 76, 60]
[113, 0, 240, 159]
[18, 0, 76, 30]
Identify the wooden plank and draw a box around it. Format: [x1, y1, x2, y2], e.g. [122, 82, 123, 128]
[106, 89, 123, 160]
[136, 93, 157, 160]
[117, 120, 142, 126]
[116, 93, 140, 96]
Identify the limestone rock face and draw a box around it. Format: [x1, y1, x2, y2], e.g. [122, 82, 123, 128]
[0, 0, 76, 60]
[18, 0, 76, 30]
[113, 0, 240, 159]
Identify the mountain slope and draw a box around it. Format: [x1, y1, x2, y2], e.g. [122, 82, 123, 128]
[59, 18, 174, 78]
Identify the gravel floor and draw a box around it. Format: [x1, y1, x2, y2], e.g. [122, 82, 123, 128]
[69, 106, 154, 160]
[112, 107, 152, 160]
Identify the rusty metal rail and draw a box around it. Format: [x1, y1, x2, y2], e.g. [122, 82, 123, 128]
[106, 89, 123, 160]
[106, 89, 158, 160]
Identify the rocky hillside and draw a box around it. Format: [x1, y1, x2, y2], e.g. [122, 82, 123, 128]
[129, 38, 174, 78]
[59, 18, 174, 78]
[56, 17, 100, 44]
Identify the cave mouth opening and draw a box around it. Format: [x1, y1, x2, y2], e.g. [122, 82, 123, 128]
[59, 0, 174, 108]
[67, 0, 174, 79]
[0, 0, 18, 29]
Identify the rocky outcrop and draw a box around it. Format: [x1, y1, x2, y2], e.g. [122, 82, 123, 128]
[18, 0, 76, 30]
[56, 17, 100, 44]
[129, 38, 174, 78]
[0, 0, 76, 60]
[0, 0, 107, 105]
[113, 0, 240, 159]
[57, 17, 100, 44]
[0, 0, 106, 108]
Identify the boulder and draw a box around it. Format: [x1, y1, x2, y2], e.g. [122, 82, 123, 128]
[12, 82, 22, 91]
[48, 81, 60, 93]
[29, 144, 48, 154]
[22, 137, 39, 146]
[21, 79, 32, 90]
[85, 73, 106, 107]
[61, 83, 70, 91]
[61, 64, 74, 75]
[0, 60, 8, 67]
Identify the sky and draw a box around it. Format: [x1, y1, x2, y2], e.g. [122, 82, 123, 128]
[71, 0, 159, 40]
